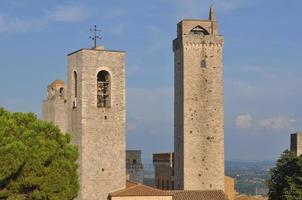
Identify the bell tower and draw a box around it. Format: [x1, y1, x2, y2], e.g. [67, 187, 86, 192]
[67, 45, 126, 200]
[173, 6, 225, 191]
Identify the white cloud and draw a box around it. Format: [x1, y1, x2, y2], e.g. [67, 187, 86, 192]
[47, 4, 91, 22]
[258, 116, 296, 131]
[235, 113, 252, 129]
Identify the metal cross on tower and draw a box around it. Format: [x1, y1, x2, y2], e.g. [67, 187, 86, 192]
[89, 25, 102, 49]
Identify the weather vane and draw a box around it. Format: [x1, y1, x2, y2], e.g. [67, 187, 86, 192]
[89, 25, 102, 49]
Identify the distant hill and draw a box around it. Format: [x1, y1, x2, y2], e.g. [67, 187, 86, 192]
[143, 160, 274, 196]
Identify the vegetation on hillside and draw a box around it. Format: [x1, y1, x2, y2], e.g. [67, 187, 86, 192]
[0, 108, 79, 200]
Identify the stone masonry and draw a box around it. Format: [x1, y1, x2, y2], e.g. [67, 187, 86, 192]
[42, 80, 68, 133]
[173, 7, 225, 191]
[67, 46, 126, 200]
[290, 133, 302, 156]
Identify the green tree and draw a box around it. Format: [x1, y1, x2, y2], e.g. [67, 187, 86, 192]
[267, 150, 302, 200]
[0, 108, 79, 200]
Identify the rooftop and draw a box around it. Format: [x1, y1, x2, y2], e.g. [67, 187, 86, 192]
[110, 181, 228, 200]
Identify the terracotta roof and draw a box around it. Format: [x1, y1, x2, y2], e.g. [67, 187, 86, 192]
[172, 190, 228, 200]
[110, 182, 172, 197]
[111, 182, 228, 200]
[126, 180, 139, 188]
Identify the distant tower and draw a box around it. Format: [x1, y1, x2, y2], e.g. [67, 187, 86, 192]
[290, 133, 302, 156]
[126, 150, 144, 184]
[173, 6, 225, 191]
[42, 79, 68, 133]
[153, 152, 174, 190]
[67, 45, 126, 200]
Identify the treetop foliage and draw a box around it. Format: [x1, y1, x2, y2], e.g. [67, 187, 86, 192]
[0, 108, 79, 200]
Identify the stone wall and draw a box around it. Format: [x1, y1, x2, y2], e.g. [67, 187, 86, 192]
[174, 19, 224, 191]
[42, 80, 68, 133]
[153, 153, 174, 190]
[225, 176, 235, 200]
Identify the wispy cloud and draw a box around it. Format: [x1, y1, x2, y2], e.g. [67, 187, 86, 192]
[47, 4, 91, 22]
[0, 3, 92, 34]
[235, 113, 252, 129]
[234, 113, 297, 132]
[0, 15, 46, 33]
[258, 116, 296, 131]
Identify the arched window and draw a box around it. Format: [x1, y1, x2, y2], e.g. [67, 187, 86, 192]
[73, 71, 77, 108]
[97, 70, 111, 108]
[190, 26, 209, 36]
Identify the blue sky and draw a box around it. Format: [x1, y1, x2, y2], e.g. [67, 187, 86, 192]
[0, 0, 302, 163]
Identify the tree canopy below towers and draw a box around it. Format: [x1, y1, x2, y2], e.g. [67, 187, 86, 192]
[267, 150, 302, 200]
[0, 108, 79, 200]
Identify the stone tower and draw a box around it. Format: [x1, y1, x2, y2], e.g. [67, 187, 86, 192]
[173, 6, 225, 191]
[67, 45, 126, 200]
[42, 79, 68, 133]
[126, 150, 144, 184]
[290, 133, 302, 156]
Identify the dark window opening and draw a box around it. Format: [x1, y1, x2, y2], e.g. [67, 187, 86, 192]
[132, 159, 137, 165]
[73, 71, 77, 108]
[201, 59, 207, 68]
[97, 70, 111, 108]
[190, 26, 209, 36]
[59, 87, 64, 97]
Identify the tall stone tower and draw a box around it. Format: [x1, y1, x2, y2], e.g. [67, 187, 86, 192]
[67, 45, 126, 200]
[173, 7, 225, 191]
[290, 133, 302, 156]
[42, 79, 68, 133]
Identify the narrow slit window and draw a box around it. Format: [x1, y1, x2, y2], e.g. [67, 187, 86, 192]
[73, 71, 77, 108]
[97, 70, 111, 108]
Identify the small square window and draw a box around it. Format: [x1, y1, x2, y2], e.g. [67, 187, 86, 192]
[201, 59, 206, 68]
